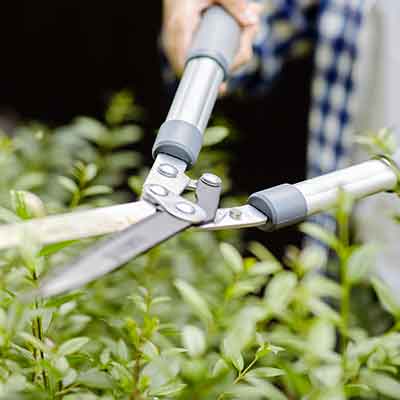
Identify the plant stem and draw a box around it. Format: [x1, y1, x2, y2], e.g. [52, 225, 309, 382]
[31, 271, 49, 390]
[217, 356, 259, 400]
[69, 191, 81, 208]
[234, 357, 258, 384]
[337, 201, 351, 355]
[340, 274, 350, 352]
[130, 350, 143, 400]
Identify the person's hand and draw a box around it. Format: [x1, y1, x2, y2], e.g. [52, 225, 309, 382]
[162, 0, 263, 76]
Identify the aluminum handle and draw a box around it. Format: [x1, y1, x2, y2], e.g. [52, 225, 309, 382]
[153, 6, 241, 167]
[295, 159, 398, 215]
[248, 157, 399, 231]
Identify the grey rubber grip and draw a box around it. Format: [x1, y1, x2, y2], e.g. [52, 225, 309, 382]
[187, 5, 241, 79]
[152, 120, 203, 167]
[248, 184, 308, 231]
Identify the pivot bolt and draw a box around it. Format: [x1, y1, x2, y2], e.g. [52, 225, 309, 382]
[200, 173, 222, 187]
[149, 184, 168, 197]
[229, 208, 242, 220]
[176, 202, 195, 215]
[158, 163, 178, 178]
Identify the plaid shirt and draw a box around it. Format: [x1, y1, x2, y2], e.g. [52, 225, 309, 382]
[230, 0, 365, 180]
[227, 0, 365, 232]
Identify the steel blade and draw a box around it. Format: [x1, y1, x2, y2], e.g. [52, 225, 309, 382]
[0, 200, 156, 250]
[37, 212, 190, 298]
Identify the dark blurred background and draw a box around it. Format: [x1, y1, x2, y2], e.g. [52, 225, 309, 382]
[0, 1, 313, 257]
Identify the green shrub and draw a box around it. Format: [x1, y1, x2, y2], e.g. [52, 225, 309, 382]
[0, 94, 399, 399]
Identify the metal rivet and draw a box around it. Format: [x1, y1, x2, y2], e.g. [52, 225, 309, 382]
[200, 173, 222, 187]
[158, 163, 178, 178]
[149, 184, 168, 197]
[229, 208, 242, 220]
[176, 202, 195, 215]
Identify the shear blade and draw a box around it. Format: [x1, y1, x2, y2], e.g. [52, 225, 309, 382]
[37, 211, 190, 298]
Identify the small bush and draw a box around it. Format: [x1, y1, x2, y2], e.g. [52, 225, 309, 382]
[0, 95, 399, 399]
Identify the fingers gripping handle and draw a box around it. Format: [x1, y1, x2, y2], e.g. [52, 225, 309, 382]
[187, 5, 242, 79]
[153, 6, 241, 168]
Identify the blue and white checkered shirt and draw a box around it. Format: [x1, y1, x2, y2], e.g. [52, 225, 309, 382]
[229, 0, 365, 181]
[227, 0, 365, 232]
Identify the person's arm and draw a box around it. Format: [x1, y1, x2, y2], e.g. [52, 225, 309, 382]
[161, 0, 318, 95]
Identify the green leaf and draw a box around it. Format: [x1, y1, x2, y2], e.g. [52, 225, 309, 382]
[230, 306, 266, 350]
[161, 347, 187, 357]
[344, 384, 371, 397]
[105, 90, 143, 125]
[312, 365, 342, 387]
[226, 278, 266, 299]
[247, 367, 285, 379]
[63, 369, 78, 387]
[308, 319, 336, 354]
[249, 241, 281, 265]
[304, 275, 341, 299]
[19, 332, 50, 354]
[242, 376, 288, 400]
[128, 175, 144, 196]
[300, 223, 340, 251]
[307, 298, 341, 326]
[372, 278, 400, 319]
[77, 368, 113, 389]
[182, 325, 206, 358]
[148, 381, 186, 397]
[360, 369, 400, 399]
[57, 337, 89, 356]
[110, 125, 142, 147]
[222, 306, 265, 372]
[203, 126, 229, 146]
[84, 163, 98, 182]
[141, 340, 159, 360]
[268, 344, 285, 355]
[298, 245, 327, 272]
[10, 190, 39, 219]
[220, 242, 243, 273]
[117, 339, 129, 361]
[58, 176, 78, 194]
[38, 240, 78, 257]
[229, 384, 270, 399]
[10, 343, 35, 361]
[81, 185, 112, 198]
[355, 128, 397, 156]
[212, 358, 229, 377]
[264, 271, 297, 314]
[222, 336, 244, 371]
[15, 172, 46, 191]
[0, 206, 20, 223]
[248, 261, 281, 276]
[347, 244, 378, 283]
[174, 280, 213, 325]
[73, 116, 106, 141]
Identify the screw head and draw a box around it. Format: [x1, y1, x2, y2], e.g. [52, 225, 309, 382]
[200, 173, 222, 187]
[149, 184, 168, 197]
[158, 163, 178, 178]
[229, 208, 242, 220]
[176, 202, 195, 215]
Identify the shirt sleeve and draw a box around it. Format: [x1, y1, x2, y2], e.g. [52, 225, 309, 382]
[228, 0, 317, 95]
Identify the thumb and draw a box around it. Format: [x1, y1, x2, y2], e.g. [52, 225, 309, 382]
[215, 0, 259, 26]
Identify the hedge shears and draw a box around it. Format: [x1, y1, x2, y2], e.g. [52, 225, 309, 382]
[2, 7, 398, 298]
